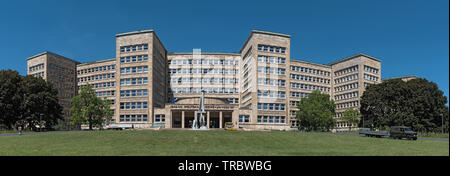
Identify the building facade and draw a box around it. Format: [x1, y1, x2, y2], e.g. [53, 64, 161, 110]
[26, 29, 382, 130]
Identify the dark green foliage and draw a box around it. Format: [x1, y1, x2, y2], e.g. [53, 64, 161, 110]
[360, 78, 449, 133]
[70, 85, 113, 130]
[0, 70, 23, 129]
[20, 75, 63, 131]
[0, 70, 63, 130]
[296, 90, 336, 132]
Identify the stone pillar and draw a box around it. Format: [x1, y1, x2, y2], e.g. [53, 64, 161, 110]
[207, 111, 210, 128]
[219, 111, 223, 129]
[182, 111, 185, 129]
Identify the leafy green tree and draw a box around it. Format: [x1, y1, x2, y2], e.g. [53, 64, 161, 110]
[0, 70, 23, 129]
[360, 78, 449, 133]
[296, 90, 336, 132]
[70, 85, 113, 130]
[341, 108, 360, 131]
[20, 75, 63, 131]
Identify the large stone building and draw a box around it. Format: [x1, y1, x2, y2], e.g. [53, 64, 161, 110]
[26, 29, 382, 130]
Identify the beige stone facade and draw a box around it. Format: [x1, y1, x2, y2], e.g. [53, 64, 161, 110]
[26, 29, 382, 130]
[27, 52, 79, 128]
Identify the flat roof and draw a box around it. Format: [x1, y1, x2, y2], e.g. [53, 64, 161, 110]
[291, 59, 332, 68]
[382, 75, 418, 81]
[328, 53, 381, 66]
[27, 51, 80, 64]
[77, 58, 116, 67]
[115, 29, 154, 37]
[168, 52, 241, 56]
[239, 30, 291, 53]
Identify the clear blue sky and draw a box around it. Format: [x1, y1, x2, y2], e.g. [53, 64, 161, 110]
[0, 0, 448, 100]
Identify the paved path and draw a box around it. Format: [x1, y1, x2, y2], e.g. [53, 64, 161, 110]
[0, 130, 86, 137]
[331, 132, 449, 142]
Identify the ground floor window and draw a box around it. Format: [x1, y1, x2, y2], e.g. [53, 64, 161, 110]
[257, 116, 285, 124]
[119, 114, 148, 122]
[155, 114, 166, 123]
[239, 115, 250, 123]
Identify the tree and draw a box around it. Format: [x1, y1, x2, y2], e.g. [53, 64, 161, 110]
[70, 85, 113, 130]
[0, 70, 23, 129]
[341, 108, 360, 131]
[360, 78, 449, 133]
[20, 75, 63, 131]
[296, 90, 336, 132]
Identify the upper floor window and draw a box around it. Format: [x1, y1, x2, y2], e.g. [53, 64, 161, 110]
[120, 44, 149, 53]
[258, 44, 286, 54]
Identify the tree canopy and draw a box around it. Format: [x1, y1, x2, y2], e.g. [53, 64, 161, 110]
[0, 69, 63, 130]
[296, 90, 336, 132]
[70, 84, 113, 130]
[341, 108, 360, 131]
[360, 78, 449, 133]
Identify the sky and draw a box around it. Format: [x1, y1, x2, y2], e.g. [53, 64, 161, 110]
[0, 0, 448, 99]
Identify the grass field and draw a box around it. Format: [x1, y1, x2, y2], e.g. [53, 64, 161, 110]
[0, 130, 448, 156]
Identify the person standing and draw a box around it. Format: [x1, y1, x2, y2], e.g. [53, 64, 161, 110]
[18, 126, 22, 135]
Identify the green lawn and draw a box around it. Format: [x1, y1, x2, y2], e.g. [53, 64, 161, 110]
[0, 130, 448, 156]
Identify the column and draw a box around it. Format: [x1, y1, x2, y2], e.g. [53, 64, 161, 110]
[219, 111, 223, 129]
[207, 111, 210, 128]
[182, 111, 185, 129]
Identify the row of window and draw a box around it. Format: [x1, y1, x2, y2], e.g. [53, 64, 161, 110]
[257, 90, 286, 99]
[92, 81, 115, 89]
[257, 67, 286, 75]
[120, 89, 148, 98]
[290, 66, 331, 77]
[257, 78, 286, 87]
[119, 114, 148, 122]
[334, 82, 359, 93]
[257, 44, 286, 54]
[257, 116, 286, 124]
[169, 59, 239, 66]
[49, 64, 75, 74]
[77, 65, 115, 75]
[334, 65, 359, 77]
[171, 87, 239, 94]
[364, 74, 379, 82]
[291, 83, 331, 92]
[336, 101, 359, 110]
[48, 73, 74, 82]
[290, 74, 331, 84]
[334, 73, 358, 84]
[120, 66, 149, 75]
[169, 68, 239, 75]
[120, 55, 149, 63]
[120, 77, 149, 86]
[32, 72, 44, 78]
[120, 44, 149, 53]
[291, 92, 310, 98]
[29, 63, 44, 72]
[257, 103, 286, 111]
[335, 91, 358, 101]
[119, 102, 148, 110]
[257, 55, 286, 64]
[78, 73, 115, 82]
[95, 90, 115, 97]
[364, 65, 379, 74]
[170, 78, 238, 85]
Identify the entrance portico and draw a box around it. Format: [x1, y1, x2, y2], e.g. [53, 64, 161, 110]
[171, 110, 233, 129]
